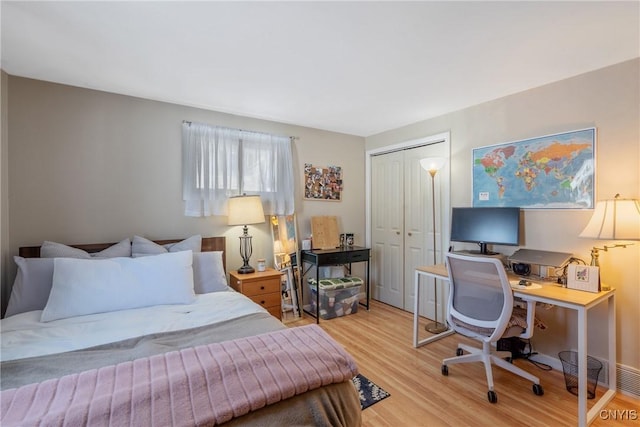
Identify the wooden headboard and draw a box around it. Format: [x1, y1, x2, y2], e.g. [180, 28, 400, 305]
[18, 236, 227, 270]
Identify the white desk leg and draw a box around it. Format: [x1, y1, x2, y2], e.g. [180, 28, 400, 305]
[577, 306, 587, 427]
[413, 270, 420, 348]
[587, 294, 617, 424]
[413, 270, 454, 348]
[608, 294, 617, 397]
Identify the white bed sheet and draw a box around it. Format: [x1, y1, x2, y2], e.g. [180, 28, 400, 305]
[0, 291, 266, 362]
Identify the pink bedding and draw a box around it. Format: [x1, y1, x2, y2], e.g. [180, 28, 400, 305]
[1, 324, 358, 426]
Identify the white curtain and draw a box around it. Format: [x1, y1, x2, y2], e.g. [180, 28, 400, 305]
[182, 122, 295, 216]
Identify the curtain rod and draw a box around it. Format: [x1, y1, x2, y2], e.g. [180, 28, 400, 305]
[182, 120, 299, 141]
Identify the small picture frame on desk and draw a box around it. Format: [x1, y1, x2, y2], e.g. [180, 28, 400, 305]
[345, 233, 354, 246]
[567, 264, 600, 293]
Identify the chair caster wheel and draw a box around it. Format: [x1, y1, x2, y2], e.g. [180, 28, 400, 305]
[487, 390, 498, 403]
[456, 348, 464, 356]
[533, 384, 544, 396]
[441, 365, 448, 376]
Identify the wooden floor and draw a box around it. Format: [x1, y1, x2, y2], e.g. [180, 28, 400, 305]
[288, 300, 639, 427]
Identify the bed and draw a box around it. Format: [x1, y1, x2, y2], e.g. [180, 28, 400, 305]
[1, 236, 361, 426]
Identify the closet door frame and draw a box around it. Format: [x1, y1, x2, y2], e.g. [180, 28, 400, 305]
[365, 132, 451, 315]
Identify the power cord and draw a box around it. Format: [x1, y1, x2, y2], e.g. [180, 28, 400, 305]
[521, 338, 552, 371]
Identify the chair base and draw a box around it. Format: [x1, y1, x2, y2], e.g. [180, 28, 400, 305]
[442, 341, 542, 402]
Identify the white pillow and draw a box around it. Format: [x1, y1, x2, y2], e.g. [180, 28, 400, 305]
[4, 257, 55, 317]
[41, 251, 195, 322]
[193, 251, 228, 293]
[132, 235, 201, 257]
[41, 238, 132, 259]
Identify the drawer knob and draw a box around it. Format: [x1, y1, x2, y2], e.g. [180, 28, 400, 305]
[261, 300, 266, 305]
[260, 286, 265, 290]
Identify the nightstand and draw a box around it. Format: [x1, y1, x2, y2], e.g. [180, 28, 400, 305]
[229, 268, 283, 320]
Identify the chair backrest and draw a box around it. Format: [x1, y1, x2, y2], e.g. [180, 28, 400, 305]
[445, 253, 514, 342]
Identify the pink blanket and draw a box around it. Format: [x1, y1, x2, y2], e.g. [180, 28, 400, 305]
[1, 324, 358, 426]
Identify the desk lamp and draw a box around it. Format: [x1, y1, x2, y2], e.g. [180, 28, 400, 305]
[420, 157, 448, 334]
[228, 194, 265, 274]
[579, 194, 640, 266]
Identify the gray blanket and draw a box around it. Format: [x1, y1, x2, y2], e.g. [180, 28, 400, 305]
[1, 312, 284, 390]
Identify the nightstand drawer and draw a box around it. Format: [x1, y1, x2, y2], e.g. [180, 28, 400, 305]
[228, 269, 283, 321]
[249, 291, 281, 309]
[241, 278, 280, 296]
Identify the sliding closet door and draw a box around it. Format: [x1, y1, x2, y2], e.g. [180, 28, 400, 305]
[404, 143, 450, 316]
[371, 151, 404, 308]
[370, 142, 449, 315]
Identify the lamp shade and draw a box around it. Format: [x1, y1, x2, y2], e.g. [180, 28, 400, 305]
[420, 157, 446, 174]
[227, 195, 266, 226]
[579, 197, 640, 240]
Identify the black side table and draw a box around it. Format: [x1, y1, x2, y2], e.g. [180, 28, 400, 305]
[300, 246, 370, 323]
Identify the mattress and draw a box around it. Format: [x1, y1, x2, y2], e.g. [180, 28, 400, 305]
[0, 291, 362, 426]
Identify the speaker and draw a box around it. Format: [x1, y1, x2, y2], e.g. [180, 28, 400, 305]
[513, 263, 531, 276]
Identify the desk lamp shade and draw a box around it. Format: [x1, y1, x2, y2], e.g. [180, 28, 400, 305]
[579, 195, 640, 266]
[228, 194, 265, 274]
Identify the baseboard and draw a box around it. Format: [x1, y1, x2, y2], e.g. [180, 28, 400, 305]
[530, 353, 640, 398]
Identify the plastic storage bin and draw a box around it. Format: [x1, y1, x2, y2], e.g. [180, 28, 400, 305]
[308, 277, 363, 320]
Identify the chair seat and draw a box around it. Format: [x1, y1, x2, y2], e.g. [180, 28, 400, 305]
[450, 316, 524, 338]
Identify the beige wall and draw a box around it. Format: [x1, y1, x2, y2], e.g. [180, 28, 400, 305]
[1, 71, 9, 311]
[3, 76, 365, 313]
[367, 59, 640, 370]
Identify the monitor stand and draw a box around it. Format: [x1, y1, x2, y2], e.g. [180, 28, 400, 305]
[454, 250, 502, 258]
[476, 242, 494, 255]
[454, 242, 498, 255]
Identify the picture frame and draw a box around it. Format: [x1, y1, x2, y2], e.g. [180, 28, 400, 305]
[303, 163, 343, 201]
[567, 264, 600, 293]
[472, 128, 596, 209]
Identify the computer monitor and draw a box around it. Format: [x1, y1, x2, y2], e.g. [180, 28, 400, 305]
[450, 207, 521, 255]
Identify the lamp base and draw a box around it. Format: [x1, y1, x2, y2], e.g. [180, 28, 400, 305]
[237, 265, 255, 274]
[425, 322, 449, 334]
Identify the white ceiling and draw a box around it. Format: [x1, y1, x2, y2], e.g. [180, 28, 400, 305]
[2, 1, 639, 137]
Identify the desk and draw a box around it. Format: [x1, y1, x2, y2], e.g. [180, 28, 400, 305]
[301, 246, 370, 323]
[414, 264, 616, 427]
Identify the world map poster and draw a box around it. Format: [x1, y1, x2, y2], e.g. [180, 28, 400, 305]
[472, 128, 595, 209]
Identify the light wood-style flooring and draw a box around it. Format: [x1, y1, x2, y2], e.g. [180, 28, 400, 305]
[288, 300, 639, 426]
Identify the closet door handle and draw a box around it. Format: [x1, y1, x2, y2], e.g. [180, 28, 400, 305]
[396, 231, 401, 235]
[408, 232, 412, 236]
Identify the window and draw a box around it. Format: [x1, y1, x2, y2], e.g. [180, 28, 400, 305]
[182, 122, 295, 216]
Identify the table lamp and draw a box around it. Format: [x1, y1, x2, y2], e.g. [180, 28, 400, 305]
[228, 194, 265, 274]
[420, 156, 448, 334]
[579, 194, 640, 266]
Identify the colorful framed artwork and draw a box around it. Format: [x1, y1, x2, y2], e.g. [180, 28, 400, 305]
[472, 128, 596, 209]
[303, 164, 343, 201]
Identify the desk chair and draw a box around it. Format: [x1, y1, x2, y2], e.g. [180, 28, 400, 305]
[441, 253, 544, 403]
